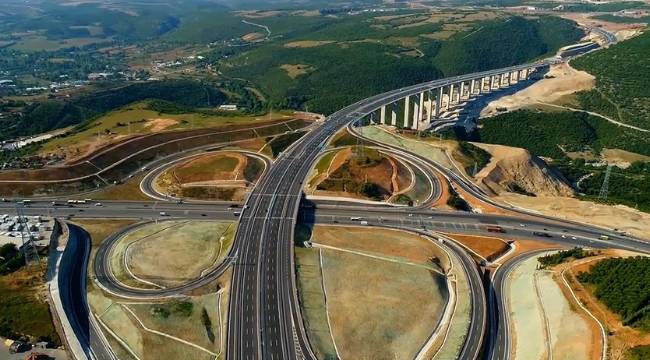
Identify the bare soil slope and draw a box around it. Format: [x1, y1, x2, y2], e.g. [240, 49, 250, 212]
[473, 143, 575, 197]
[481, 62, 595, 115]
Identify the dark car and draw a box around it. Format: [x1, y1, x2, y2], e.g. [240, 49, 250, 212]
[533, 231, 552, 238]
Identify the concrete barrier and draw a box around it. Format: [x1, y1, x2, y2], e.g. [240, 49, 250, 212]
[46, 220, 89, 360]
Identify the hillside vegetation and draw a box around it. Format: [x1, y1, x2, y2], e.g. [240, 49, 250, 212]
[1, 80, 226, 141]
[474, 110, 650, 159]
[433, 16, 583, 75]
[571, 30, 650, 129]
[578, 256, 650, 331]
[465, 110, 650, 211]
[221, 14, 583, 114]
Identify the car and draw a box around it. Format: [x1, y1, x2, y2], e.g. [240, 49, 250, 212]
[519, 223, 526, 227]
[159, 211, 168, 216]
[95, 202, 102, 206]
[408, 213, 414, 217]
[533, 231, 552, 238]
[571, 236, 577, 240]
[561, 235, 567, 239]
[201, 214, 207, 217]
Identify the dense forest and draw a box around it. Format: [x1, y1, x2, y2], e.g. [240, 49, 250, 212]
[571, 30, 650, 128]
[578, 257, 650, 331]
[432, 16, 583, 75]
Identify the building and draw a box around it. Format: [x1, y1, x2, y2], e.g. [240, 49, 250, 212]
[218, 104, 238, 111]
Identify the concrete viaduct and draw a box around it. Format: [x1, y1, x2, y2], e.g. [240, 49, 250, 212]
[371, 66, 538, 130]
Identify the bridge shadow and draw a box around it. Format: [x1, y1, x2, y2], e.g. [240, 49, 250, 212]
[296, 196, 316, 247]
[433, 66, 551, 132]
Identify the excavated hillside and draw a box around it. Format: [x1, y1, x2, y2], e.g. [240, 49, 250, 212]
[472, 143, 575, 197]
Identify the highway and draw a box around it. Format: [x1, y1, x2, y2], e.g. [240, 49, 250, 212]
[484, 250, 551, 360]
[7, 43, 643, 360]
[59, 223, 116, 360]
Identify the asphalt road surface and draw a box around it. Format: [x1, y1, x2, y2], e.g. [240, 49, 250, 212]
[4, 52, 644, 360]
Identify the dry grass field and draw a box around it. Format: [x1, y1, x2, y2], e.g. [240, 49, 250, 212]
[311, 226, 446, 268]
[444, 233, 510, 261]
[322, 249, 447, 359]
[81, 217, 230, 359]
[297, 226, 449, 359]
[113, 220, 235, 288]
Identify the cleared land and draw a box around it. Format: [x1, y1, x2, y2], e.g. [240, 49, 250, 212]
[111, 220, 235, 288]
[497, 193, 650, 240]
[481, 62, 595, 115]
[507, 252, 596, 360]
[444, 233, 510, 261]
[155, 151, 265, 201]
[472, 143, 574, 197]
[298, 226, 449, 359]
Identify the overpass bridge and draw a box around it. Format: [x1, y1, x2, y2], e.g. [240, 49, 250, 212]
[357, 63, 546, 132]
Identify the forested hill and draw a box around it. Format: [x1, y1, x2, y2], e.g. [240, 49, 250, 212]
[221, 15, 584, 115]
[571, 30, 650, 129]
[433, 16, 583, 75]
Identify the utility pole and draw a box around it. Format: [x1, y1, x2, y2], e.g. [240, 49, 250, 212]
[16, 204, 40, 266]
[598, 164, 613, 200]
